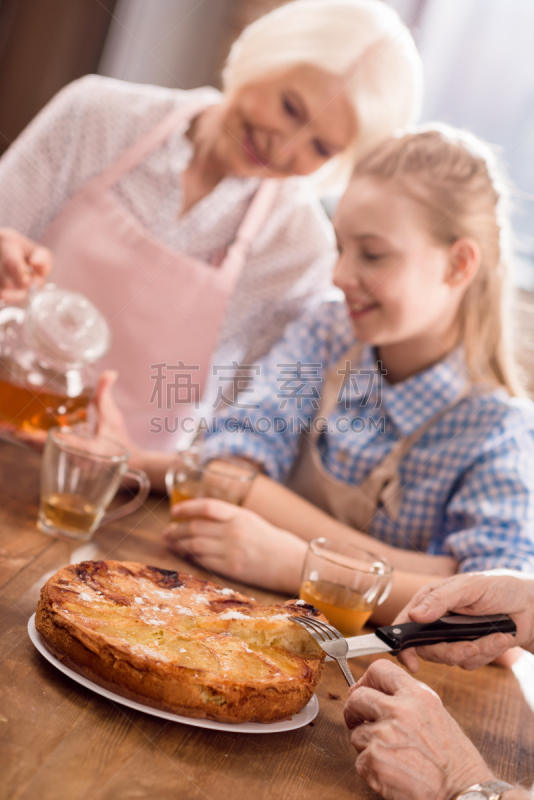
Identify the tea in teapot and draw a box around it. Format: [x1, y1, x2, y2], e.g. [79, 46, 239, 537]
[0, 285, 110, 432]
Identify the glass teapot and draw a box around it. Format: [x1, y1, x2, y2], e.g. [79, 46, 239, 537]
[0, 284, 110, 433]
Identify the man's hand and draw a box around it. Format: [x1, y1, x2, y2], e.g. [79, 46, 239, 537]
[344, 660, 494, 800]
[0, 228, 53, 301]
[165, 498, 305, 593]
[393, 572, 534, 672]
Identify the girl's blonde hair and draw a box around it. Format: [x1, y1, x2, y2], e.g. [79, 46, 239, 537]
[223, 0, 423, 192]
[353, 124, 522, 395]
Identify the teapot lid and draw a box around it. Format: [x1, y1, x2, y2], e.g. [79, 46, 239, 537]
[25, 285, 111, 364]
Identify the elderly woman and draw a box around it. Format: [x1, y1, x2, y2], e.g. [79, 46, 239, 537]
[0, 0, 421, 450]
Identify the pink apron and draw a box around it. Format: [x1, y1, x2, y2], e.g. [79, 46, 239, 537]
[40, 102, 279, 450]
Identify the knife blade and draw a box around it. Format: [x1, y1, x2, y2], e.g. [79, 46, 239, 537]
[320, 613, 517, 660]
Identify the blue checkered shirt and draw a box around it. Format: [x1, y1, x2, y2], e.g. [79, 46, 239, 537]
[205, 300, 534, 573]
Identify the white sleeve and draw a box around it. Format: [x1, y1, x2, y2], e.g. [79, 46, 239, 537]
[0, 75, 184, 240]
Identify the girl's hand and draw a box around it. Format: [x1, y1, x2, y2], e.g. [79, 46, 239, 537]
[165, 498, 306, 593]
[0, 228, 53, 302]
[344, 660, 494, 800]
[393, 572, 534, 672]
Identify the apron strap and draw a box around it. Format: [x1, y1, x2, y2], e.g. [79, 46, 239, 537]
[220, 179, 281, 279]
[361, 384, 472, 522]
[89, 100, 218, 193]
[308, 341, 364, 445]
[83, 97, 280, 281]
[305, 339, 471, 529]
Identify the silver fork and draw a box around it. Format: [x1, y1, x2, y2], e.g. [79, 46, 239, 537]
[291, 615, 355, 687]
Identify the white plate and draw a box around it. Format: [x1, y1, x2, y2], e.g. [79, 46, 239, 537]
[28, 614, 319, 734]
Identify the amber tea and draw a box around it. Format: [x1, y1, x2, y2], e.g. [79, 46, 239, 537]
[38, 429, 150, 541]
[170, 479, 208, 506]
[168, 454, 257, 510]
[0, 375, 90, 432]
[40, 492, 100, 536]
[300, 579, 374, 636]
[300, 538, 393, 637]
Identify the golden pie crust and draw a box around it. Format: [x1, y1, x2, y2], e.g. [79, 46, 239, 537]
[35, 560, 325, 723]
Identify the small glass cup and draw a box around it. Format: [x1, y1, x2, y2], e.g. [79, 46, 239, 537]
[299, 538, 393, 636]
[165, 447, 257, 510]
[38, 428, 150, 542]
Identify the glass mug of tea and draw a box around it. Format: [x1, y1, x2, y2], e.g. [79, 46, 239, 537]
[38, 428, 150, 542]
[166, 447, 257, 509]
[299, 538, 393, 637]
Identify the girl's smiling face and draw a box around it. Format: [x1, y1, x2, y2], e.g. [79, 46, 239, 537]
[333, 176, 470, 360]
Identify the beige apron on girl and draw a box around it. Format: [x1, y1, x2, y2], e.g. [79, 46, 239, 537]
[287, 343, 469, 533]
[41, 102, 280, 450]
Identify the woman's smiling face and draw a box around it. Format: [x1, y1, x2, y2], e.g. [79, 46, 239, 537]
[213, 65, 357, 178]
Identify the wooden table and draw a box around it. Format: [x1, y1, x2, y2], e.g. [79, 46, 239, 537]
[1, 440, 533, 800]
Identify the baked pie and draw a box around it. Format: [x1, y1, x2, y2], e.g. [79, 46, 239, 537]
[35, 560, 325, 723]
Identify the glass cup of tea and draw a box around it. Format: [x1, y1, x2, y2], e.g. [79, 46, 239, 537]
[38, 428, 150, 542]
[165, 447, 257, 509]
[299, 538, 393, 636]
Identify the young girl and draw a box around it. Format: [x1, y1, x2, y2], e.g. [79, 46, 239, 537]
[99, 126, 534, 622]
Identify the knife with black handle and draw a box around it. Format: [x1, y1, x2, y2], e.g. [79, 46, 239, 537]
[340, 614, 516, 658]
